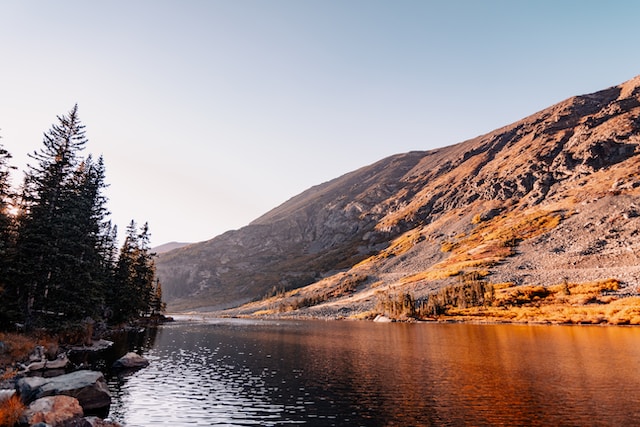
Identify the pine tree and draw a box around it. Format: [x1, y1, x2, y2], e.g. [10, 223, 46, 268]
[0, 136, 17, 327]
[109, 221, 161, 323]
[0, 136, 15, 251]
[51, 155, 114, 319]
[12, 105, 112, 326]
[109, 220, 139, 323]
[133, 222, 156, 316]
[150, 279, 167, 316]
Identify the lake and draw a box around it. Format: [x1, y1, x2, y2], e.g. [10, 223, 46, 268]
[105, 318, 640, 426]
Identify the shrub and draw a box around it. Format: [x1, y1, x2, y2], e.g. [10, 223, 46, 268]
[423, 275, 494, 316]
[262, 285, 287, 300]
[376, 292, 417, 318]
[0, 395, 25, 427]
[0, 332, 58, 371]
[276, 274, 367, 312]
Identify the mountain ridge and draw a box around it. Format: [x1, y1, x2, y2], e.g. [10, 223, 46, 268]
[156, 75, 640, 315]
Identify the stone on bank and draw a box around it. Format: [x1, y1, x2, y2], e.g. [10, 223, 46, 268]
[21, 395, 83, 426]
[16, 370, 111, 411]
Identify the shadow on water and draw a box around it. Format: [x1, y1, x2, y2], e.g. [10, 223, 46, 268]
[67, 326, 159, 374]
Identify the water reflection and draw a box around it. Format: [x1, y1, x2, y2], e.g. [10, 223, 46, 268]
[107, 320, 640, 426]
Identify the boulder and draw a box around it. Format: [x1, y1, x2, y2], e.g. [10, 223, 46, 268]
[373, 314, 393, 323]
[85, 416, 123, 426]
[112, 352, 149, 369]
[17, 370, 111, 411]
[69, 339, 114, 353]
[21, 395, 83, 426]
[0, 388, 15, 403]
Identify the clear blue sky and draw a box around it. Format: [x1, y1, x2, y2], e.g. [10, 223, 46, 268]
[1, 1, 639, 246]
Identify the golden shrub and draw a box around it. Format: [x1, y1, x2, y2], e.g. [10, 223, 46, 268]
[0, 395, 25, 427]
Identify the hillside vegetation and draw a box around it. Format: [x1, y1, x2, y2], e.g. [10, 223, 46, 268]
[157, 75, 640, 322]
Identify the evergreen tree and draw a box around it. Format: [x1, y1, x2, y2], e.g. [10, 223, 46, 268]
[0, 135, 15, 252]
[51, 155, 114, 319]
[133, 222, 156, 316]
[150, 279, 167, 316]
[12, 105, 112, 326]
[0, 136, 17, 327]
[2, 106, 162, 330]
[109, 221, 159, 323]
[109, 220, 138, 323]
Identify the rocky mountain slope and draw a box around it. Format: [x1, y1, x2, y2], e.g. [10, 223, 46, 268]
[153, 241, 191, 254]
[157, 75, 640, 315]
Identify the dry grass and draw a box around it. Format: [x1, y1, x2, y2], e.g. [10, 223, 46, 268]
[0, 332, 58, 373]
[258, 273, 368, 314]
[252, 309, 278, 316]
[0, 395, 25, 427]
[401, 209, 564, 287]
[354, 227, 428, 267]
[441, 279, 640, 325]
[400, 269, 461, 283]
[375, 278, 639, 325]
[349, 310, 378, 320]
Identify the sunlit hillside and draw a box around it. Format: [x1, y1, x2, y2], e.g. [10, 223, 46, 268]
[157, 75, 640, 321]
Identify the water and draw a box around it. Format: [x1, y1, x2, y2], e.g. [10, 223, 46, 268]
[105, 319, 640, 426]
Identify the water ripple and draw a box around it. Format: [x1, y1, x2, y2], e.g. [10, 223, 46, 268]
[107, 319, 640, 426]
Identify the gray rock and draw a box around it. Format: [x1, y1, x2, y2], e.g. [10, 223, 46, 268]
[84, 416, 123, 426]
[20, 352, 69, 373]
[112, 352, 149, 369]
[0, 388, 15, 403]
[17, 370, 111, 411]
[69, 339, 113, 353]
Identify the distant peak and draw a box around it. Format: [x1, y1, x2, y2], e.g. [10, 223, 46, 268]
[153, 241, 191, 254]
[618, 74, 640, 99]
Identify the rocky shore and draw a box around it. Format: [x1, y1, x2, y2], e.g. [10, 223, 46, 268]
[0, 339, 149, 427]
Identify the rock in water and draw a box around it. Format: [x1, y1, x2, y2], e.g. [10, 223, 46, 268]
[17, 370, 111, 411]
[112, 352, 150, 369]
[21, 395, 84, 426]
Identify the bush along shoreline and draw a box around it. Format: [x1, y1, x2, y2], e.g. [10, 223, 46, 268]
[373, 276, 640, 325]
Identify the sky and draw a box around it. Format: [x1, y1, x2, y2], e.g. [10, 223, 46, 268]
[1, 1, 640, 247]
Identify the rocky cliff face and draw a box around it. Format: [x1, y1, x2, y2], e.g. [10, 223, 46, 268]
[157, 75, 640, 312]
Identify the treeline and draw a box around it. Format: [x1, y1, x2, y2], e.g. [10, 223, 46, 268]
[377, 272, 494, 319]
[0, 105, 165, 331]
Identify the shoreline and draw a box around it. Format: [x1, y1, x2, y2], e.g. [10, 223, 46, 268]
[201, 278, 640, 326]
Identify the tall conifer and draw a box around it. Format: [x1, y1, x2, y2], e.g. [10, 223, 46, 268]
[0, 136, 16, 327]
[109, 221, 159, 322]
[13, 105, 111, 325]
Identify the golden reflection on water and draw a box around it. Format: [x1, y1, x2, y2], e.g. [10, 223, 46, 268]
[111, 320, 640, 426]
[281, 322, 640, 426]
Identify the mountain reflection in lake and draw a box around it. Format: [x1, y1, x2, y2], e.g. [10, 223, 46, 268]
[107, 319, 640, 426]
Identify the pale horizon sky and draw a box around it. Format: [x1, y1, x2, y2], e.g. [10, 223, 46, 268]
[1, 1, 639, 246]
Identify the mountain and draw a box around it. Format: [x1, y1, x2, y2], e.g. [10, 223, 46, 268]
[156, 75, 640, 315]
[153, 241, 192, 254]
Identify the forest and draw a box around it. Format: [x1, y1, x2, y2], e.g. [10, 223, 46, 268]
[0, 105, 165, 333]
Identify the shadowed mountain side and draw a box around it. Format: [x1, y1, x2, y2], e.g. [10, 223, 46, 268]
[156, 151, 428, 310]
[157, 75, 640, 313]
